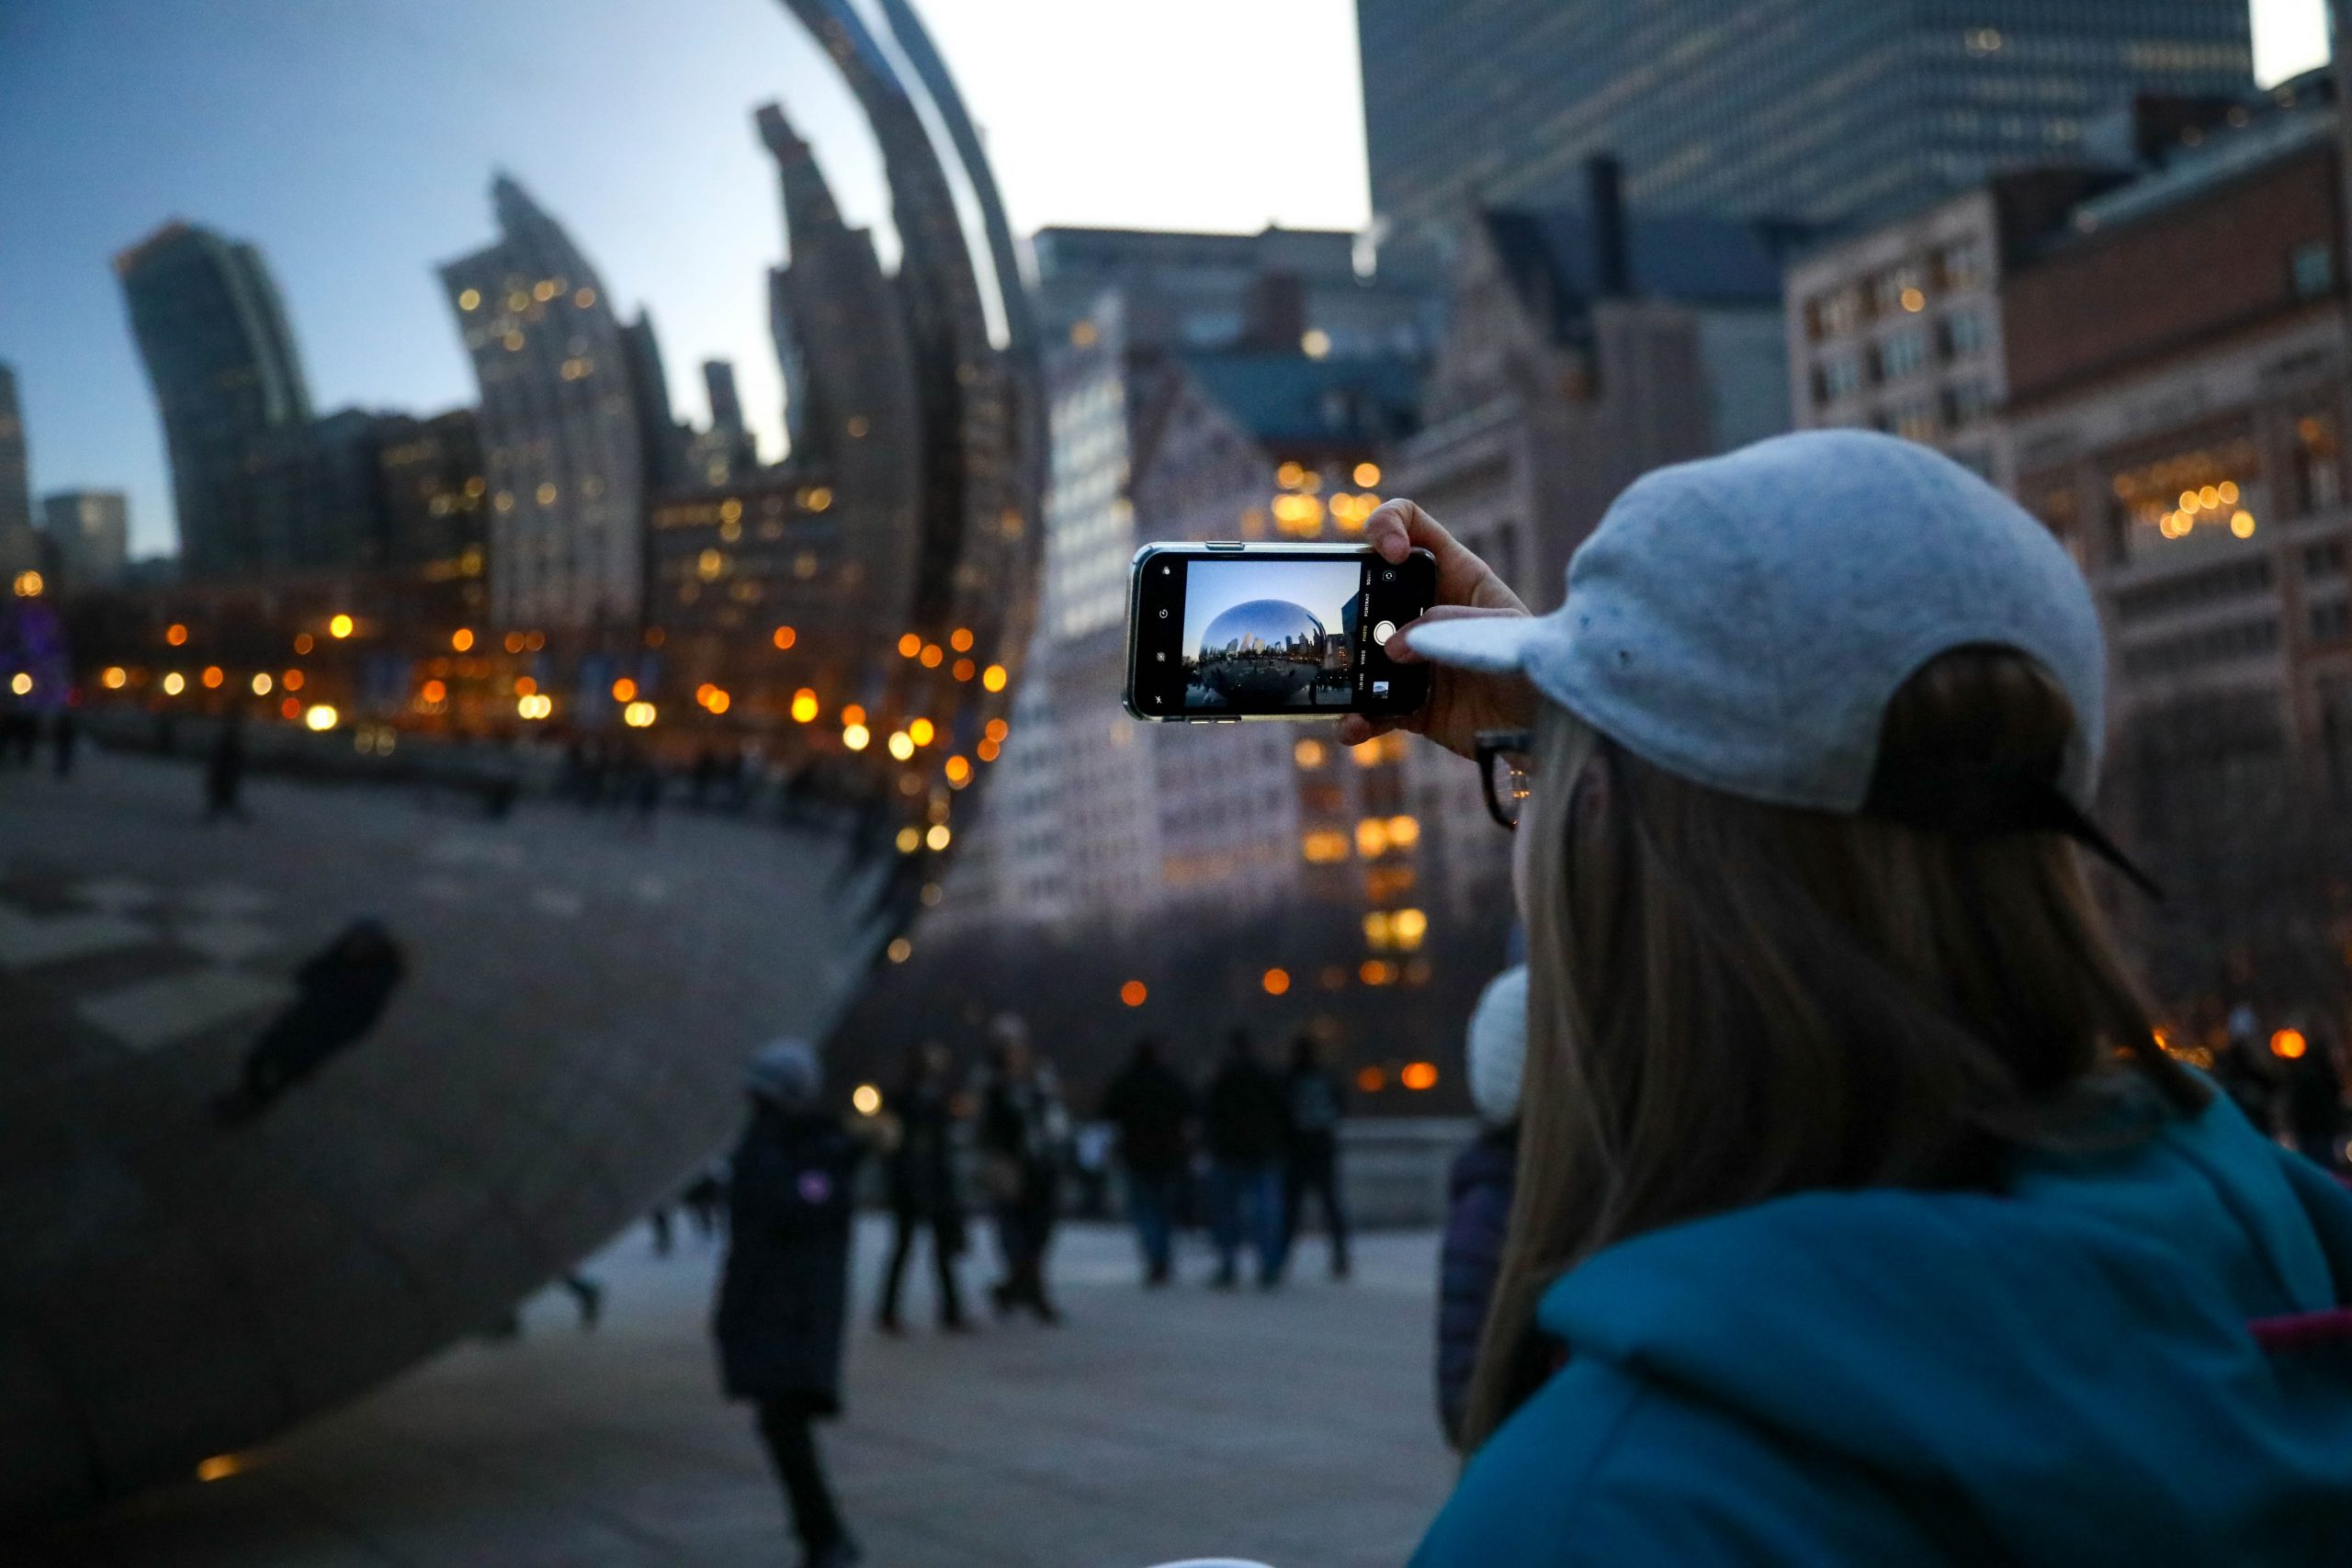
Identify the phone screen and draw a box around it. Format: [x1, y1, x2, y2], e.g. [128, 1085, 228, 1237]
[1127, 547, 1434, 720]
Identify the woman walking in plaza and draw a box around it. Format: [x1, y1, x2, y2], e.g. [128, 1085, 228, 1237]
[1348, 431, 2352, 1564]
[976, 1016, 1069, 1323]
[876, 1041, 970, 1334]
[713, 1039, 865, 1568]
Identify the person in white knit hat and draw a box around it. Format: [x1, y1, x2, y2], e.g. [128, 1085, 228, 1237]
[1435, 965, 1526, 1448]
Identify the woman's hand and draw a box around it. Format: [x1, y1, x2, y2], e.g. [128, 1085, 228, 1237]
[1338, 499, 1538, 761]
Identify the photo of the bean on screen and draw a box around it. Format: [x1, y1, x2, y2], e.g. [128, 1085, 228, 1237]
[1181, 558, 1363, 712]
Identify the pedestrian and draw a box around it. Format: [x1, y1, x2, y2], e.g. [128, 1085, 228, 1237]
[976, 1016, 1068, 1323]
[1438, 965, 1525, 1450]
[712, 1039, 865, 1568]
[1280, 1033, 1351, 1280]
[1102, 1037, 1194, 1285]
[203, 713, 249, 823]
[1203, 1030, 1288, 1290]
[2282, 1024, 2346, 1172]
[1352, 433, 2352, 1563]
[876, 1042, 970, 1335]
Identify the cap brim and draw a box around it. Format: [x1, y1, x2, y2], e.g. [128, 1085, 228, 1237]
[1399, 612, 1544, 674]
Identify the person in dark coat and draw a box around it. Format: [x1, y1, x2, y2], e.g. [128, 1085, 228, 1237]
[203, 713, 249, 823]
[976, 1016, 1069, 1323]
[1101, 1037, 1193, 1285]
[1203, 1029, 1289, 1289]
[876, 1041, 969, 1333]
[1440, 965, 1527, 1449]
[713, 1039, 865, 1568]
[2282, 1025, 2346, 1171]
[1281, 1033, 1351, 1280]
[214, 919, 406, 1123]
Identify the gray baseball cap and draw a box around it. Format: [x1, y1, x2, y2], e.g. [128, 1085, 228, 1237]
[1408, 430, 2128, 854]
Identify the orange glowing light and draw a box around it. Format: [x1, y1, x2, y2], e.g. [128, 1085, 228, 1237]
[611, 677, 637, 703]
[842, 704, 866, 727]
[920, 644, 944, 668]
[950, 627, 974, 652]
[1400, 1061, 1439, 1091]
[773, 625, 797, 649]
[981, 663, 1008, 693]
[328, 614, 354, 639]
[1356, 1066, 1386, 1093]
[165, 623, 188, 647]
[1262, 967, 1292, 996]
[200, 666, 223, 689]
[281, 670, 304, 692]
[984, 718, 1009, 742]
[791, 689, 820, 723]
[420, 679, 447, 704]
[451, 627, 474, 652]
[514, 675, 537, 696]
[2272, 1029, 2310, 1060]
[706, 690, 730, 715]
[976, 738, 1001, 762]
[1119, 980, 1148, 1008]
[944, 755, 971, 785]
[953, 658, 977, 682]
[695, 682, 717, 705]
[909, 717, 935, 746]
[898, 633, 922, 659]
[278, 696, 300, 719]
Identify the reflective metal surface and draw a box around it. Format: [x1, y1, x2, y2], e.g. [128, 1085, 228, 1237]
[0, 0, 1039, 1524]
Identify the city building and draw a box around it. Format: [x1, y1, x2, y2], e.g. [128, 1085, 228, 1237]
[1387, 165, 1795, 914]
[617, 310, 695, 493]
[0, 364, 37, 579]
[1357, 0, 2257, 241]
[39, 491, 130, 592]
[373, 407, 486, 626]
[1792, 71, 2351, 998]
[115, 222, 315, 575]
[1786, 168, 2117, 480]
[439, 175, 651, 633]
[694, 359, 759, 484]
[933, 225, 1441, 939]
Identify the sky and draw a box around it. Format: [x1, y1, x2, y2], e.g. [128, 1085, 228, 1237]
[0, 0, 2332, 559]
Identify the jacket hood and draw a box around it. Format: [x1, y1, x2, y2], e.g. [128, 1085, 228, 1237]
[1538, 1083, 2352, 1561]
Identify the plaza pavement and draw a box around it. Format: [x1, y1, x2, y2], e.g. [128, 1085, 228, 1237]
[27, 1219, 1456, 1568]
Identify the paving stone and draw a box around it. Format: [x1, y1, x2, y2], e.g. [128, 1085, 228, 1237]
[35, 1223, 1455, 1567]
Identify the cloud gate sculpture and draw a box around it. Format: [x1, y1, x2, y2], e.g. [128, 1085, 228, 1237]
[0, 0, 1041, 1525]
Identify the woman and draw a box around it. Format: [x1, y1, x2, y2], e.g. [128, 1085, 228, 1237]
[712, 1039, 865, 1568]
[876, 1041, 969, 1334]
[1343, 431, 2352, 1564]
[976, 1016, 1069, 1323]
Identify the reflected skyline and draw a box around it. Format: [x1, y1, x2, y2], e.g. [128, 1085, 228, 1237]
[0, 0, 1376, 559]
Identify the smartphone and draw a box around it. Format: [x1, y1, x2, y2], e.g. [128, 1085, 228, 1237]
[1123, 541, 1437, 722]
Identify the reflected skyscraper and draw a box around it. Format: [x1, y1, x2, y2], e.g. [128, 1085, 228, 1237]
[439, 177, 650, 631]
[40, 491, 130, 592]
[115, 224, 313, 575]
[0, 363, 36, 577]
[1357, 0, 2258, 238]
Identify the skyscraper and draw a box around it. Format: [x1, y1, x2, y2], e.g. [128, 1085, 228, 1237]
[115, 222, 313, 574]
[1357, 0, 2256, 238]
[39, 491, 130, 592]
[0, 363, 37, 577]
[440, 175, 649, 631]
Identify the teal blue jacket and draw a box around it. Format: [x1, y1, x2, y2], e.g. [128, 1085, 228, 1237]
[1413, 1087, 2352, 1565]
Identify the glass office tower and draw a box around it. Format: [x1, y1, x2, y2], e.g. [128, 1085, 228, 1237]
[1358, 0, 2256, 237]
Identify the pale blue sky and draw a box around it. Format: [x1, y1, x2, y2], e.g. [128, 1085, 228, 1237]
[0, 1, 2329, 558]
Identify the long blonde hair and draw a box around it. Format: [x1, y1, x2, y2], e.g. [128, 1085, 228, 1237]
[1459, 648, 2199, 1449]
